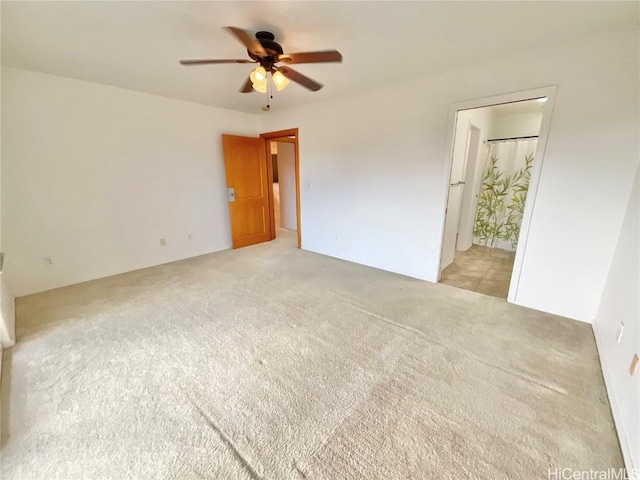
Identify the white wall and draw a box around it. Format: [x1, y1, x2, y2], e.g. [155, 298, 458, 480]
[263, 26, 639, 322]
[593, 165, 639, 474]
[491, 111, 543, 139]
[276, 142, 297, 231]
[1, 67, 260, 296]
[0, 53, 16, 347]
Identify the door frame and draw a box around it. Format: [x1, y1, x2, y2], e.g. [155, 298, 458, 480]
[437, 86, 558, 304]
[260, 128, 302, 248]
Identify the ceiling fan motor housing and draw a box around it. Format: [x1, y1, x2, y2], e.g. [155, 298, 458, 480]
[248, 31, 284, 68]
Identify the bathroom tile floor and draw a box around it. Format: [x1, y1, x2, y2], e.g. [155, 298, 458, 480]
[441, 245, 516, 299]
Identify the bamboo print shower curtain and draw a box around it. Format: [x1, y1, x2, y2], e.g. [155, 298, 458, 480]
[473, 139, 536, 250]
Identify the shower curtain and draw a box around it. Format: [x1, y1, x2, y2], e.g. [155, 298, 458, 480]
[472, 138, 537, 250]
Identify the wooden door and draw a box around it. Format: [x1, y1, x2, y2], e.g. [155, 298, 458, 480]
[222, 135, 272, 248]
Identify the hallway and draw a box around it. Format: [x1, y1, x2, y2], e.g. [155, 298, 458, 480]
[441, 245, 515, 298]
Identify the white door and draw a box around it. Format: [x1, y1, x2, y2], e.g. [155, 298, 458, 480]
[440, 115, 471, 271]
[441, 184, 465, 270]
[457, 126, 482, 251]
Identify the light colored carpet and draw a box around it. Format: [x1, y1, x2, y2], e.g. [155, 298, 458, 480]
[1, 230, 621, 479]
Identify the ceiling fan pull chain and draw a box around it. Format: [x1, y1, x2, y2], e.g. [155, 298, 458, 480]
[262, 77, 271, 112]
[269, 73, 274, 101]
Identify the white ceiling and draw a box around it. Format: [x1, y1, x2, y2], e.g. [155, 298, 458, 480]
[2, 1, 637, 113]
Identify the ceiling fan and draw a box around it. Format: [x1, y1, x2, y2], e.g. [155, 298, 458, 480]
[180, 27, 342, 94]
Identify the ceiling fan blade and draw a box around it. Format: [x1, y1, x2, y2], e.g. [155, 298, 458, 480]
[277, 50, 342, 64]
[180, 59, 255, 65]
[240, 76, 253, 93]
[277, 66, 323, 92]
[224, 26, 267, 57]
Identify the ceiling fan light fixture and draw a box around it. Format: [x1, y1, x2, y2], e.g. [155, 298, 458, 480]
[252, 79, 267, 93]
[272, 71, 290, 91]
[250, 66, 267, 85]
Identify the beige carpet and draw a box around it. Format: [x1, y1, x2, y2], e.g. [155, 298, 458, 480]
[1, 230, 621, 479]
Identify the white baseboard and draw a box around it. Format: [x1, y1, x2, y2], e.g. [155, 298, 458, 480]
[592, 320, 637, 479]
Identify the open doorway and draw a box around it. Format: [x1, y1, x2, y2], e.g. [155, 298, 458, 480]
[221, 128, 300, 250]
[270, 140, 297, 230]
[439, 96, 549, 299]
[261, 129, 301, 248]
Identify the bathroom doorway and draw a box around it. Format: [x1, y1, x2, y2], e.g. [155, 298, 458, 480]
[439, 96, 549, 299]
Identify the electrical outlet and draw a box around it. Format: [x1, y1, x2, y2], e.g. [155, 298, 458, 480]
[616, 322, 625, 344]
[43, 257, 53, 266]
[160, 238, 167, 247]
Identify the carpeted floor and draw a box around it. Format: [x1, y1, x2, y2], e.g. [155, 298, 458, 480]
[1, 230, 621, 479]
